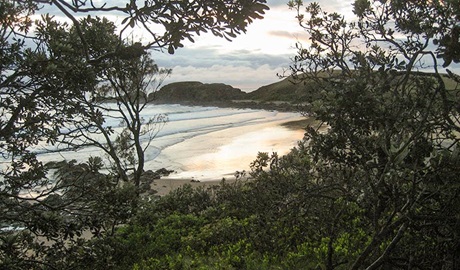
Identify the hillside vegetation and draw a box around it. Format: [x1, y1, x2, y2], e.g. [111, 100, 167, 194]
[246, 77, 311, 102]
[96, 0, 460, 268]
[3, 0, 460, 269]
[151, 81, 246, 102]
[154, 72, 459, 106]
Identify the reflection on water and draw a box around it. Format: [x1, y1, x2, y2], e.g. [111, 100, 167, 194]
[33, 104, 306, 181]
[161, 124, 305, 180]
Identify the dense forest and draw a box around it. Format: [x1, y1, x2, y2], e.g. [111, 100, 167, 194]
[1, 0, 460, 269]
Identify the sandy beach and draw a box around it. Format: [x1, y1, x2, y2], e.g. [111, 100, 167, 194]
[150, 177, 238, 196]
[149, 116, 310, 197]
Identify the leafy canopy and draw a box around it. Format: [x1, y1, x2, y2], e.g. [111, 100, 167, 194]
[0, 0, 268, 268]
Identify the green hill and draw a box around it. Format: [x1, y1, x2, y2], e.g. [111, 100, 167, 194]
[151, 81, 247, 102]
[152, 77, 312, 105]
[246, 76, 310, 102]
[152, 72, 459, 106]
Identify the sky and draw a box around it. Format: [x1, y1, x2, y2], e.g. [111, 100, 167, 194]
[33, 0, 460, 91]
[150, 0, 355, 91]
[36, 0, 355, 92]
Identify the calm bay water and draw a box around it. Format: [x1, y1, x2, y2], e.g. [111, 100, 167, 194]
[38, 104, 305, 180]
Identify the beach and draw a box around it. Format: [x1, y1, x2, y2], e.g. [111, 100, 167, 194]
[150, 178, 232, 197]
[34, 104, 308, 195]
[148, 114, 310, 196]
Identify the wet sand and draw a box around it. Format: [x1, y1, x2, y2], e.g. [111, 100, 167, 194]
[150, 117, 310, 196]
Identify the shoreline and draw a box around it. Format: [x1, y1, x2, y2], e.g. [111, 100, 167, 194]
[151, 99, 304, 113]
[281, 117, 319, 130]
[150, 116, 309, 197]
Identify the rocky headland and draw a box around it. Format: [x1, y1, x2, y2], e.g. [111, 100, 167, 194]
[149, 78, 310, 112]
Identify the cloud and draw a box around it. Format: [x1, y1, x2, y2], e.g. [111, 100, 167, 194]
[152, 45, 294, 91]
[268, 30, 310, 43]
[152, 46, 292, 70]
[268, 0, 292, 7]
[34, 0, 354, 91]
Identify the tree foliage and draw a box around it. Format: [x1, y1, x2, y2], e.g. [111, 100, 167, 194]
[76, 1, 460, 269]
[0, 0, 268, 268]
[6, 0, 460, 269]
[284, 0, 460, 268]
[24, 0, 269, 56]
[57, 17, 172, 191]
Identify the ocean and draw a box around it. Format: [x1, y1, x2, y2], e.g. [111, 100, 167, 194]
[37, 104, 305, 181]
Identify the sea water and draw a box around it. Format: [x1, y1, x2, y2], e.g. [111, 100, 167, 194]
[36, 104, 305, 180]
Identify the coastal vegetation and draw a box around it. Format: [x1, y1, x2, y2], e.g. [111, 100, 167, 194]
[2, 0, 460, 269]
[0, 0, 269, 268]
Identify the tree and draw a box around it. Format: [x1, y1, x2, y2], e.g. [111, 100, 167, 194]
[0, 0, 269, 268]
[32, 15, 170, 195]
[25, 0, 269, 56]
[284, 0, 460, 268]
[95, 53, 171, 193]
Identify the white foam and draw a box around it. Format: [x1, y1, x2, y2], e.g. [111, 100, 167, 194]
[33, 104, 304, 180]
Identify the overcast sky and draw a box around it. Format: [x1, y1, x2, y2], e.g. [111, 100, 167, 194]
[41, 0, 460, 92]
[150, 0, 355, 91]
[35, 0, 355, 91]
